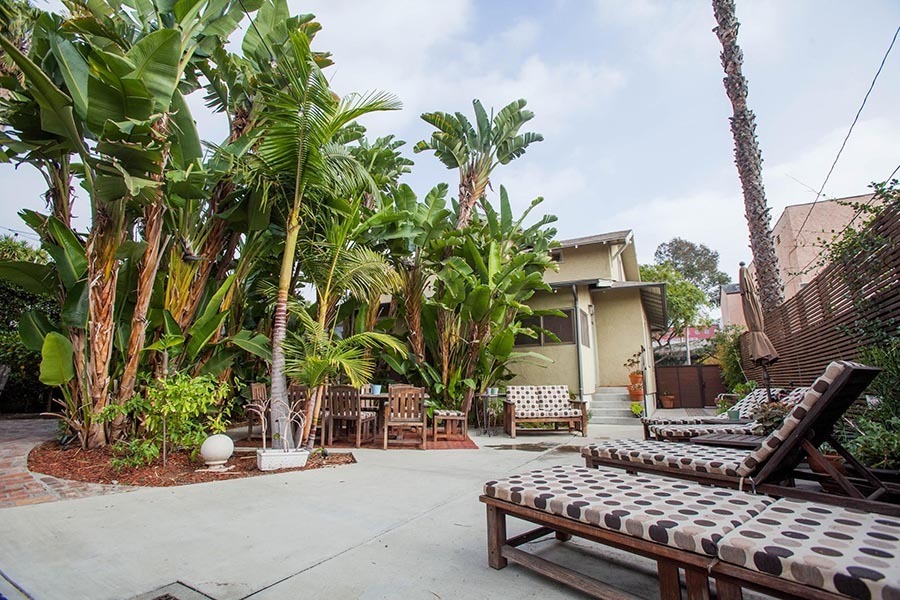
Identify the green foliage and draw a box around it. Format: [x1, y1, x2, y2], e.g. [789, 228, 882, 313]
[144, 374, 231, 450]
[711, 326, 748, 393]
[654, 238, 730, 305]
[849, 417, 900, 469]
[856, 342, 900, 422]
[639, 262, 707, 346]
[630, 402, 643, 417]
[751, 401, 790, 435]
[733, 380, 757, 397]
[715, 395, 736, 415]
[110, 438, 160, 471]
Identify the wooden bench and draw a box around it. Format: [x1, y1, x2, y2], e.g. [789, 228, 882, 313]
[502, 385, 587, 438]
[481, 465, 900, 600]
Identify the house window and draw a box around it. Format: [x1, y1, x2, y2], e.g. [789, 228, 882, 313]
[550, 250, 563, 263]
[515, 310, 575, 346]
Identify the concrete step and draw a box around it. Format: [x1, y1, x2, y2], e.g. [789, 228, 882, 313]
[592, 393, 631, 403]
[591, 399, 634, 409]
[590, 408, 634, 419]
[589, 416, 643, 426]
[595, 386, 629, 394]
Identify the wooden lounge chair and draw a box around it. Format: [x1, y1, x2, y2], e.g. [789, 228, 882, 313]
[503, 385, 587, 438]
[647, 387, 810, 441]
[583, 361, 899, 509]
[327, 385, 377, 448]
[640, 387, 783, 439]
[383, 386, 427, 450]
[481, 465, 900, 600]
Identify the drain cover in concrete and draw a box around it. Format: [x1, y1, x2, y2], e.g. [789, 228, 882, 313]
[130, 582, 215, 600]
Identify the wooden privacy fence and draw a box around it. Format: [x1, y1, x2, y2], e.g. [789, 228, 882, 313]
[742, 201, 899, 387]
[655, 365, 726, 408]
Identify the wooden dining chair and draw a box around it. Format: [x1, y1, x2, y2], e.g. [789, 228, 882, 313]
[383, 386, 427, 450]
[433, 392, 473, 442]
[247, 383, 268, 439]
[328, 385, 377, 448]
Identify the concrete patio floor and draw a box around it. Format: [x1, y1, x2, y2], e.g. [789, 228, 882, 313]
[0, 417, 721, 600]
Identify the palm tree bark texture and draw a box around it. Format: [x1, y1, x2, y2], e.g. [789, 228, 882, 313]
[712, 0, 784, 312]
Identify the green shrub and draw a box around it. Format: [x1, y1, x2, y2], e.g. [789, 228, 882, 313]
[711, 326, 748, 393]
[102, 373, 231, 467]
[732, 380, 756, 398]
[849, 417, 900, 469]
[751, 401, 791, 435]
[630, 402, 643, 417]
[857, 342, 900, 422]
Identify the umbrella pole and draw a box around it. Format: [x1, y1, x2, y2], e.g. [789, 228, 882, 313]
[762, 365, 773, 402]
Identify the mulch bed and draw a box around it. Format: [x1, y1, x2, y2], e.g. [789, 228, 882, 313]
[28, 441, 355, 488]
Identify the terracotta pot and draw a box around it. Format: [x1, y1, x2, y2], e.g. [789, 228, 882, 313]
[628, 372, 643, 386]
[660, 395, 676, 409]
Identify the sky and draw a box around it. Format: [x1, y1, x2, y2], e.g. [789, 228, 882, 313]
[2, 0, 899, 284]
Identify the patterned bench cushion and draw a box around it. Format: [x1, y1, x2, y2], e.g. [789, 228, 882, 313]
[649, 423, 760, 439]
[718, 498, 900, 600]
[508, 385, 580, 418]
[581, 439, 751, 477]
[484, 466, 774, 556]
[434, 409, 465, 417]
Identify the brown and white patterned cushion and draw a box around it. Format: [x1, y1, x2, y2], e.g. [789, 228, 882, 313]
[539, 385, 571, 410]
[718, 498, 900, 599]
[433, 409, 464, 417]
[507, 385, 541, 415]
[779, 386, 811, 406]
[581, 439, 751, 477]
[639, 387, 784, 426]
[737, 362, 847, 477]
[649, 423, 761, 439]
[484, 466, 774, 556]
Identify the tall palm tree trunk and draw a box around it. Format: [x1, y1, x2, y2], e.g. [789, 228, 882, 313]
[270, 205, 301, 449]
[712, 0, 783, 312]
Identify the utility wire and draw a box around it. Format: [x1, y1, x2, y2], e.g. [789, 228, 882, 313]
[0, 224, 40, 241]
[784, 161, 899, 285]
[792, 24, 899, 245]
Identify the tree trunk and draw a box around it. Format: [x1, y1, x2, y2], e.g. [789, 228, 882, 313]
[85, 204, 124, 448]
[270, 205, 301, 449]
[116, 202, 166, 406]
[712, 0, 783, 312]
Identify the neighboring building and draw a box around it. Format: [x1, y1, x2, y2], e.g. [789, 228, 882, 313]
[721, 193, 873, 324]
[665, 325, 720, 346]
[508, 230, 667, 403]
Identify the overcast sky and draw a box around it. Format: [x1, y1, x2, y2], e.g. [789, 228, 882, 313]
[2, 0, 898, 284]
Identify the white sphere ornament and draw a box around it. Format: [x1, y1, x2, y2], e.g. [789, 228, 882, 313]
[200, 433, 234, 467]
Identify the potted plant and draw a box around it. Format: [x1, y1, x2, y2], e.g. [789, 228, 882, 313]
[629, 402, 643, 418]
[624, 351, 643, 385]
[659, 391, 676, 409]
[246, 393, 310, 471]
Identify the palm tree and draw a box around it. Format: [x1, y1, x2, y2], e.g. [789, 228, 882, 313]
[712, 0, 783, 312]
[251, 28, 400, 446]
[414, 99, 542, 229]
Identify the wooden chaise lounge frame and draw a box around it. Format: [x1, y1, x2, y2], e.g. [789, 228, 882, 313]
[584, 363, 900, 512]
[481, 492, 894, 600]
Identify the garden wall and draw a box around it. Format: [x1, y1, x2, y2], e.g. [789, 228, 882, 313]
[742, 201, 899, 387]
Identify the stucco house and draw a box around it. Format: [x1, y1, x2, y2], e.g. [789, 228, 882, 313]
[508, 230, 668, 423]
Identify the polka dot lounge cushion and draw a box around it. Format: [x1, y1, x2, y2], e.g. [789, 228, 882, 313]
[484, 466, 774, 556]
[516, 407, 583, 418]
[581, 439, 751, 477]
[649, 423, 761, 439]
[433, 409, 464, 417]
[738, 362, 848, 477]
[640, 387, 784, 426]
[507, 386, 541, 414]
[539, 385, 572, 411]
[718, 498, 900, 600]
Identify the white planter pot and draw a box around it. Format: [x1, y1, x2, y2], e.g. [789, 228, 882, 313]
[256, 448, 310, 471]
[200, 433, 234, 467]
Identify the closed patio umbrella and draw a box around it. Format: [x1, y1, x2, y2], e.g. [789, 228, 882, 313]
[739, 262, 779, 401]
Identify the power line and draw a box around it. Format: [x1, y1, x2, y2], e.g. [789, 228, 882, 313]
[784, 161, 899, 285]
[792, 24, 899, 245]
[0, 225, 40, 241]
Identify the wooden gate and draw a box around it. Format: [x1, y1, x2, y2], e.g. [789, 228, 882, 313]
[655, 365, 725, 408]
